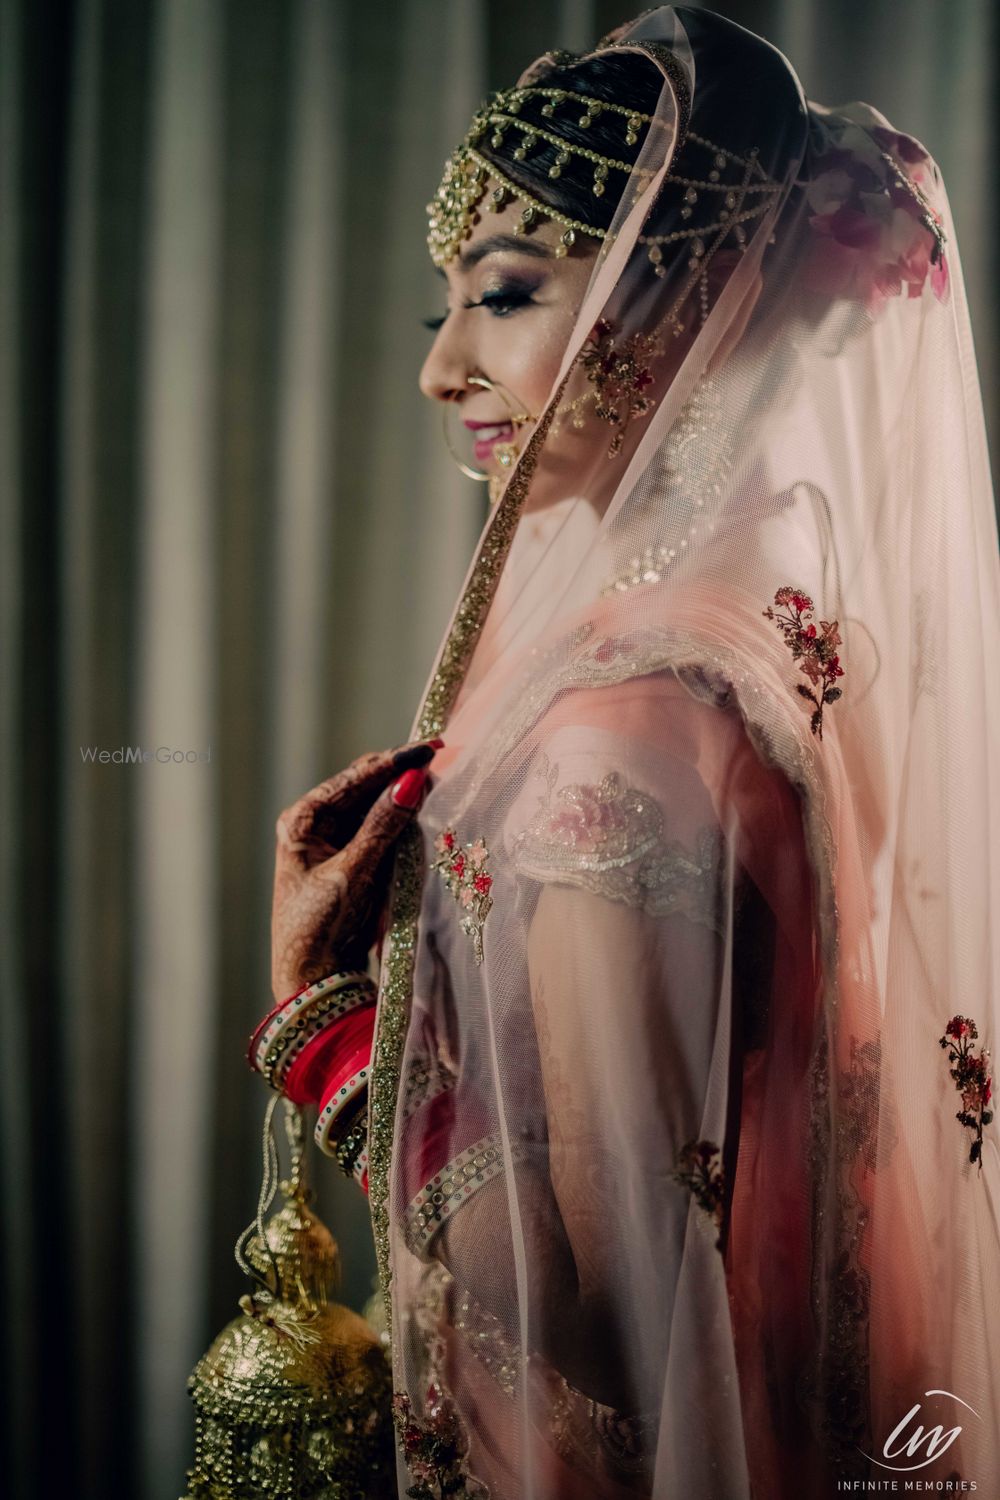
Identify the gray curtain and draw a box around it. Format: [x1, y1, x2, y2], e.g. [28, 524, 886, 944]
[1, 2, 995, 1497]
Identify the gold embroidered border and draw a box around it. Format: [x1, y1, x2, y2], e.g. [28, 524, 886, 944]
[367, 373, 569, 1339]
[417, 371, 571, 743]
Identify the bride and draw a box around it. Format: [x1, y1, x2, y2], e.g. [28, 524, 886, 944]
[258, 6, 1000, 1496]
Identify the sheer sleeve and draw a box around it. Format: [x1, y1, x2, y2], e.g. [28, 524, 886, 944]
[511, 721, 736, 1312]
[498, 670, 825, 1497]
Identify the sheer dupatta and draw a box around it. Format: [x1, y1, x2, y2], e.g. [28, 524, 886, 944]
[367, 7, 1000, 1497]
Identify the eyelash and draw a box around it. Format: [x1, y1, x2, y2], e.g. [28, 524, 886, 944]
[422, 287, 536, 331]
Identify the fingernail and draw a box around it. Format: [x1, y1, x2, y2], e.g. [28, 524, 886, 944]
[392, 743, 435, 770]
[428, 737, 445, 749]
[390, 768, 427, 808]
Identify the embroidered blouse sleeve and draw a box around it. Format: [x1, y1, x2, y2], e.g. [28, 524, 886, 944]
[506, 725, 730, 935]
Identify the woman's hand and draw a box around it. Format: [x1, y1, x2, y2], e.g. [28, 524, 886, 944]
[271, 740, 440, 1002]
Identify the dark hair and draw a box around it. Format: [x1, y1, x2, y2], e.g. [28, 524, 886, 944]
[476, 52, 664, 233]
[475, 20, 806, 242]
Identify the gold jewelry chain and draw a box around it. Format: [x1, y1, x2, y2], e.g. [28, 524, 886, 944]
[427, 68, 780, 269]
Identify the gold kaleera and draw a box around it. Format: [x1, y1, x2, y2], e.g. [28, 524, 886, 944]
[180, 1097, 395, 1500]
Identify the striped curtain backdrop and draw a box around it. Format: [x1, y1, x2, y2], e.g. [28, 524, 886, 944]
[1, 2, 995, 1496]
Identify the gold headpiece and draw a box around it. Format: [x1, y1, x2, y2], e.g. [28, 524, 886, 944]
[426, 73, 784, 283]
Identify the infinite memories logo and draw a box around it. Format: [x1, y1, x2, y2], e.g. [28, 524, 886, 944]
[837, 1389, 981, 1492]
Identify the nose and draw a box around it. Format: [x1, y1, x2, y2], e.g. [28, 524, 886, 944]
[419, 317, 472, 404]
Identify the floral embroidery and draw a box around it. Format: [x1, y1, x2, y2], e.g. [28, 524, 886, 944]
[431, 829, 493, 966]
[763, 587, 844, 740]
[392, 1386, 480, 1498]
[671, 1139, 725, 1250]
[802, 111, 948, 316]
[939, 1015, 994, 1171]
[579, 318, 662, 457]
[511, 754, 728, 933]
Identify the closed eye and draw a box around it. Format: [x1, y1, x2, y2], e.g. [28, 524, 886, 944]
[472, 288, 536, 317]
[422, 285, 538, 331]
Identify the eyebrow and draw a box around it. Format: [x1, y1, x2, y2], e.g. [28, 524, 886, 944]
[434, 233, 555, 277]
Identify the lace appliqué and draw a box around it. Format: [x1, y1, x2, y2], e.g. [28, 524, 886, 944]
[431, 829, 494, 965]
[512, 754, 726, 934]
[837, 1035, 887, 1173]
[801, 1028, 880, 1480]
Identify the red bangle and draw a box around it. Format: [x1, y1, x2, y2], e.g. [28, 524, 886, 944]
[248, 971, 375, 1083]
[403, 1133, 505, 1259]
[314, 1042, 374, 1156]
[283, 1002, 376, 1106]
[263, 988, 375, 1093]
[247, 984, 308, 1065]
[248, 972, 371, 1067]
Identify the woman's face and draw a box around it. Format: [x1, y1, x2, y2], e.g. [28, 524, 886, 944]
[419, 198, 598, 473]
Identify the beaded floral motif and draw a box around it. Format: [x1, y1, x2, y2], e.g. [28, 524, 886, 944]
[512, 753, 727, 933]
[671, 1139, 726, 1250]
[939, 1016, 994, 1172]
[431, 829, 494, 966]
[763, 587, 844, 740]
[392, 1385, 483, 1499]
[579, 318, 663, 457]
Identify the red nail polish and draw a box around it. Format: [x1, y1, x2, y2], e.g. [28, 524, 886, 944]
[428, 737, 445, 749]
[391, 768, 427, 808]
